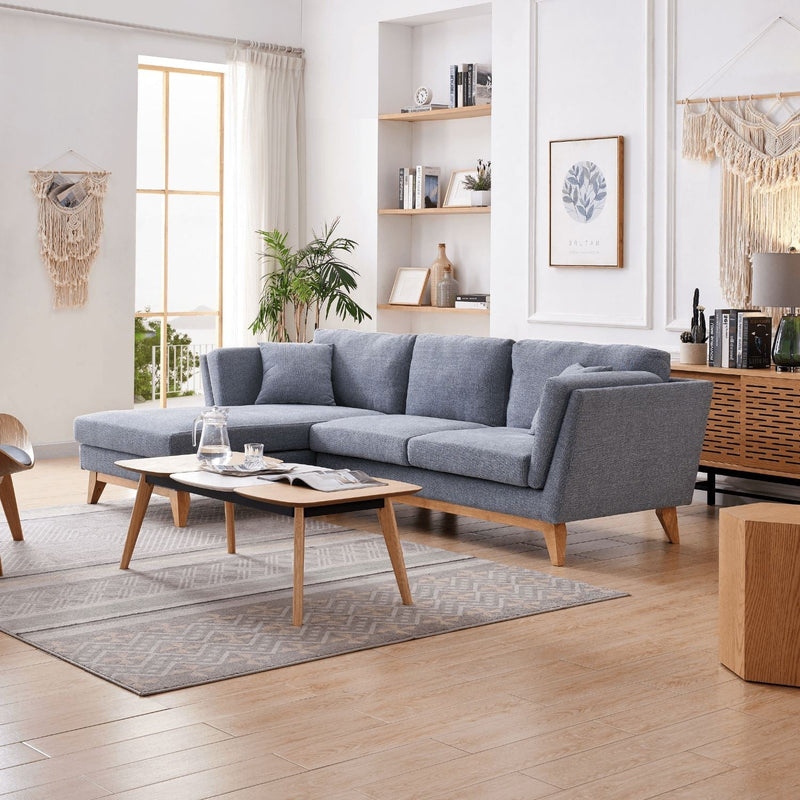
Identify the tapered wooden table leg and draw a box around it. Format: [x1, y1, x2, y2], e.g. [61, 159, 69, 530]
[293, 507, 305, 626]
[120, 475, 154, 569]
[377, 499, 413, 605]
[224, 501, 236, 553]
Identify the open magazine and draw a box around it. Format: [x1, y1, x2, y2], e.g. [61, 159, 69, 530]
[258, 465, 387, 492]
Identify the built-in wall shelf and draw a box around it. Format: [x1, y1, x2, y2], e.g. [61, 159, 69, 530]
[378, 206, 490, 216]
[378, 304, 489, 315]
[379, 105, 491, 123]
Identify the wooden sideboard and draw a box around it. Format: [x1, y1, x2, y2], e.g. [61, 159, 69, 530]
[671, 363, 800, 504]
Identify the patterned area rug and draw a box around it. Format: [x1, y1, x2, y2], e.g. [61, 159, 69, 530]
[0, 501, 627, 695]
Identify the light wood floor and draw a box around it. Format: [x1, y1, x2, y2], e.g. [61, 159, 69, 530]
[2, 459, 799, 799]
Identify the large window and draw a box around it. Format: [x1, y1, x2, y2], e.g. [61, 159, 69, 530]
[135, 62, 224, 407]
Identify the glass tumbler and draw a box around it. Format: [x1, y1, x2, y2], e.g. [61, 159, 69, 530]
[243, 442, 265, 469]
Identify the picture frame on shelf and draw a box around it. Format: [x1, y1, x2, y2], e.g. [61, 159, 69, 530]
[388, 268, 430, 305]
[443, 169, 479, 208]
[549, 136, 624, 268]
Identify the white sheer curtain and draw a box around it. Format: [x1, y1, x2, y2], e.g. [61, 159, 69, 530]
[224, 47, 305, 345]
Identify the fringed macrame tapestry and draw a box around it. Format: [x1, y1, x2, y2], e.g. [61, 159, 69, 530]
[683, 100, 800, 308]
[31, 170, 109, 308]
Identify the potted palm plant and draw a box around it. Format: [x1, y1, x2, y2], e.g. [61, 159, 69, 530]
[249, 218, 371, 342]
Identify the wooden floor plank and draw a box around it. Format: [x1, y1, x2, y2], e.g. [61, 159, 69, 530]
[1, 460, 800, 798]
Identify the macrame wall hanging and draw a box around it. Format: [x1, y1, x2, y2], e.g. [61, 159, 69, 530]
[680, 17, 800, 311]
[30, 150, 110, 308]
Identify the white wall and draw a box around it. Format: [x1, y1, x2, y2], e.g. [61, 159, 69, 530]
[304, 0, 800, 350]
[0, 1, 301, 452]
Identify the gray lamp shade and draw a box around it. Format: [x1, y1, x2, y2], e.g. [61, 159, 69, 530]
[751, 253, 800, 308]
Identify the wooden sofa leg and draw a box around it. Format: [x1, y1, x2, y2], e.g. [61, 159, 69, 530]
[169, 490, 191, 527]
[541, 522, 567, 567]
[87, 471, 107, 504]
[0, 475, 24, 542]
[655, 507, 680, 544]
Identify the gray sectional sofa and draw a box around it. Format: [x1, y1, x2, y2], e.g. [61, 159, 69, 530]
[74, 330, 713, 565]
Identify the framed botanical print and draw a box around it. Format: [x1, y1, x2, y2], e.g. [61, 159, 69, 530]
[549, 136, 624, 268]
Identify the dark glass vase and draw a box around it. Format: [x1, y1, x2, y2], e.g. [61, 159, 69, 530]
[772, 314, 800, 372]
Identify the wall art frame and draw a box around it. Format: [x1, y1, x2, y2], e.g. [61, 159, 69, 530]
[443, 168, 479, 208]
[549, 135, 624, 268]
[388, 267, 430, 305]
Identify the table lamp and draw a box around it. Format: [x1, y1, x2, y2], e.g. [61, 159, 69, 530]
[751, 252, 800, 372]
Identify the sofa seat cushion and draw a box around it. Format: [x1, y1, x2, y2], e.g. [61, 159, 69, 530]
[407, 427, 534, 487]
[74, 405, 380, 458]
[310, 415, 485, 466]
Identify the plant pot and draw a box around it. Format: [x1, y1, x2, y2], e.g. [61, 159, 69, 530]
[679, 342, 707, 365]
[471, 190, 491, 207]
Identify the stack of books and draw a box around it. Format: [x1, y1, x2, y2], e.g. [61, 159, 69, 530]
[455, 293, 489, 310]
[449, 64, 491, 107]
[708, 309, 772, 368]
[398, 166, 440, 210]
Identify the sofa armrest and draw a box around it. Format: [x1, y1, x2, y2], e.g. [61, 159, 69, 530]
[535, 378, 713, 523]
[529, 370, 664, 488]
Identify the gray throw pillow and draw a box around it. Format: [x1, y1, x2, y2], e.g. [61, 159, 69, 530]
[531, 363, 612, 433]
[255, 343, 335, 405]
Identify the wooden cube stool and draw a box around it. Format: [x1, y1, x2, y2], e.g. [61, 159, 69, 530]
[719, 503, 800, 687]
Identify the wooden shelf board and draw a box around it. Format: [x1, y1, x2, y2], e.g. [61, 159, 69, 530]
[379, 206, 490, 216]
[379, 105, 491, 122]
[378, 304, 489, 315]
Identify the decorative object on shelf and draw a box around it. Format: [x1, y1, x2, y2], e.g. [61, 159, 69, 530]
[455, 293, 489, 309]
[679, 17, 800, 308]
[249, 218, 371, 342]
[751, 251, 800, 371]
[415, 86, 431, 106]
[443, 168, 480, 207]
[30, 150, 110, 308]
[461, 159, 491, 207]
[435, 263, 459, 308]
[388, 267, 430, 306]
[549, 136, 624, 268]
[430, 243, 455, 307]
[679, 288, 708, 364]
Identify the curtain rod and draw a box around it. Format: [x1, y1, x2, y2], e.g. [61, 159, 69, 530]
[0, 2, 304, 56]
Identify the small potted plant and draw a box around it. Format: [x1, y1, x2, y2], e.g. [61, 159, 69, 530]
[679, 288, 708, 364]
[463, 158, 491, 207]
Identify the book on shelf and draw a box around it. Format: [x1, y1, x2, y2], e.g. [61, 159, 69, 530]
[456, 293, 489, 302]
[463, 63, 474, 106]
[403, 171, 415, 209]
[456, 64, 465, 107]
[714, 308, 747, 368]
[473, 63, 492, 105]
[737, 313, 772, 368]
[257, 465, 387, 493]
[400, 104, 449, 113]
[398, 166, 411, 209]
[707, 314, 716, 366]
[415, 166, 440, 209]
[449, 64, 458, 107]
[454, 300, 488, 309]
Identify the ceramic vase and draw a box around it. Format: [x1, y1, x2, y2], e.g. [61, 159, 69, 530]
[471, 190, 491, 207]
[679, 342, 707, 365]
[430, 243, 454, 307]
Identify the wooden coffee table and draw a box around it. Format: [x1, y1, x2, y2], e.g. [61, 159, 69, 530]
[115, 454, 421, 625]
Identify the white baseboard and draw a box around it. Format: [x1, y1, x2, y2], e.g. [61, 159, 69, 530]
[34, 441, 80, 459]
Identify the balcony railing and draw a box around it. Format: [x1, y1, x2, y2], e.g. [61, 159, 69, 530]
[150, 343, 215, 401]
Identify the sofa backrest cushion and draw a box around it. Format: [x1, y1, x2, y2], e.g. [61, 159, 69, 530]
[255, 342, 335, 406]
[203, 347, 264, 406]
[507, 339, 672, 429]
[528, 370, 664, 488]
[405, 334, 514, 426]
[313, 329, 416, 413]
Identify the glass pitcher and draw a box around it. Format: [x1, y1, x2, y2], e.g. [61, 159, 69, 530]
[192, 406, 231, 466]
